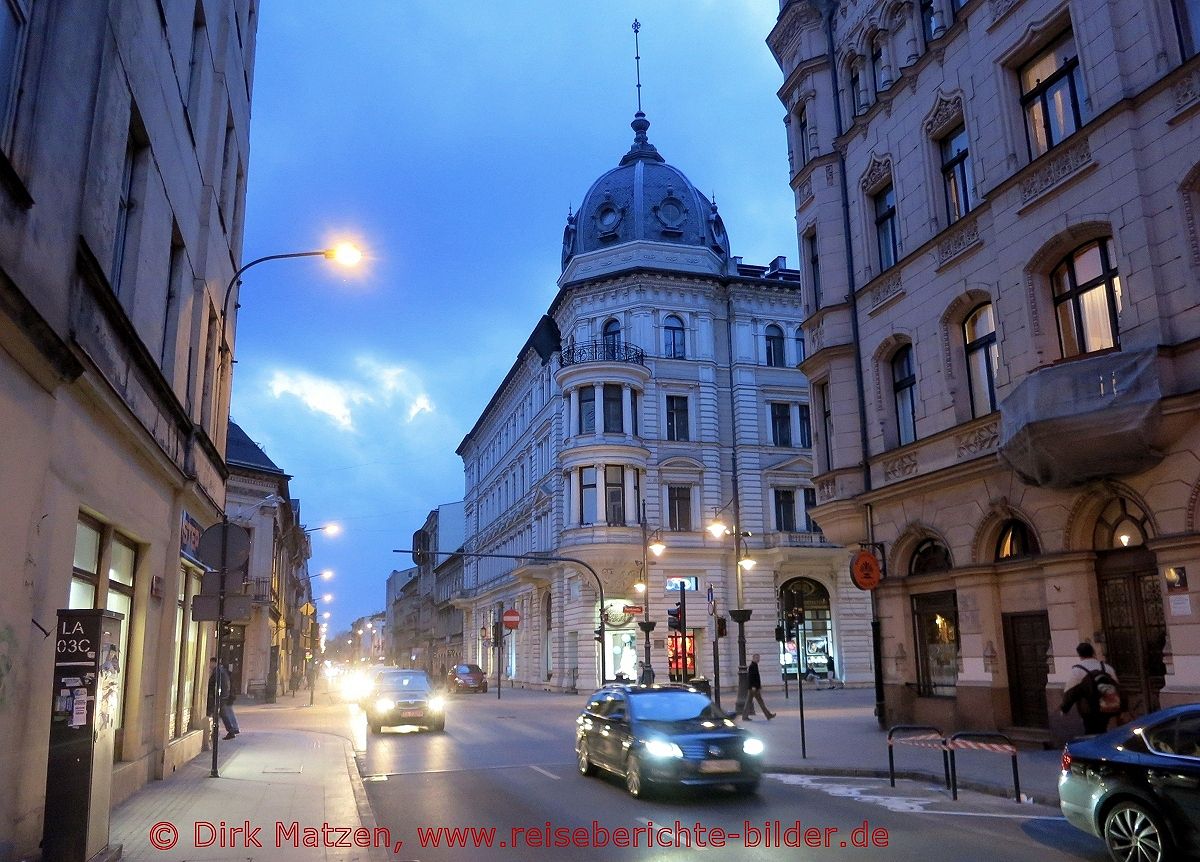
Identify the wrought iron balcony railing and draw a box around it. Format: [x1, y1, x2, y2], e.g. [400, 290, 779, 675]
[560, 339, 646, 367]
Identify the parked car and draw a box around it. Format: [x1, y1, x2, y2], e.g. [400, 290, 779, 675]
[447, 663, 488, 693]
[575, 683, 764, 798]
[366, 669, 445, 733]
[1059, 703, 1200, 861]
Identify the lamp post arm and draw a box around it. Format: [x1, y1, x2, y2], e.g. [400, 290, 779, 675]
[220, 249, 329, 341]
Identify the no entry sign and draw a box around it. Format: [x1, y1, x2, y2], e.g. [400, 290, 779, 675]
[502, 608, 521, 630]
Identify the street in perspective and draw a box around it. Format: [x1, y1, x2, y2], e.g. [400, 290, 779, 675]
[3, 1, 1200, 861]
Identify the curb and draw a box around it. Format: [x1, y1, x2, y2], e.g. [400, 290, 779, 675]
[762, 764, 1058, 807]
[344, 740, 392, 862]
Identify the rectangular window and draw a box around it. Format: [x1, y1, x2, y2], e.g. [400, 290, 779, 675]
[186, 2, 206, 114]
[631, 390, 639, 437]
[666, 395, 689, 442]
[1019, 31, 1087, 159]
[912, 591, 960, 696]
[71, 517, 102, 609]
[774, 488, 797, 532]
[797, 105, 809, 167]
[579, 387, 596, 434]
[817, 383, 833, 469]
[803, 488, 819, 533]
[795, 330, 806, 364]
[874, 183, 898, 270]
[1176, 0, 1200, 58]
[770, 402, 792, 447]
[605, 465, 624, 525]
[580, 467, 597, 524]
[798, 404, 812, 449]
[603, 384, 622, 433]
[940, 125, 974, 223]
[112, 127, 145, 295]
[106, 535, 136, 735]
[807, 232, 821, 310]
[667, 485, 693, 532]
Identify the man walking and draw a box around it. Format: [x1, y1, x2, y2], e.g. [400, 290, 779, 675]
[741, 653, 776, 721]
[207, 657, 240, 740]
[1061, 642, 1120, 734]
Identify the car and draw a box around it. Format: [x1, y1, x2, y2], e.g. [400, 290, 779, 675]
[574, 683, 764, 798]
[366, 669, 446, 733]
[447, 663, 488, 693]
[1059, 703, 1200, 861]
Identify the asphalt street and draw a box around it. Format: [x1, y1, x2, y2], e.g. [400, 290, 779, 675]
[354, 688, 1111, 861]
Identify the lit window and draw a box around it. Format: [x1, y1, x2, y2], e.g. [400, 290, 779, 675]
[910, 539, 952, 576]
[940, 125, 974, 223]
[912, 591, 959, 696]
[1051, 238, 1121, 358]
[996, 520, 1039, 560]
[1019, 31, 1088, 158]
[892, 345, 917, 446]
[963, 303, 999, 417]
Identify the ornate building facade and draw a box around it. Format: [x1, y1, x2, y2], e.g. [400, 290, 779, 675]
[769, 0, 1200, 740]
[455, 111, 869, 698]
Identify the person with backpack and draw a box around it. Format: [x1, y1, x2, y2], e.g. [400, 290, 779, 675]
[1061, 642, 1122, 734]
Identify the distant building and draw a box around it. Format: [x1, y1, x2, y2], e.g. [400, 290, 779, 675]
[769, 0, 1200, 739]
[0, 3, 256, 856]
[406, 502, 466, 676]
[456, 109, 864, 696]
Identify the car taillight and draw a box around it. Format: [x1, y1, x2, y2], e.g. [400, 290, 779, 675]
[1061, 748, 1071, 772]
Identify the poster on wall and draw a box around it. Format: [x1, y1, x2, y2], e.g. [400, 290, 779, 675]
[805, 635, 829, 673]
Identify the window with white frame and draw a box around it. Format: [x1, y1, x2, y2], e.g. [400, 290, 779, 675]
[667, 485, 693, 532]
[1019, 30, 1088, 159]
[579, 387, 596, 434]
[940, 125, 974, 223]
[892, 345, 917, 446]
[964, 303, 999, 417]
[774, 488, 797, 532]
[666, 395, 689, 442]
[579, 467, 597, 524]
[663, 314, 685, 358]
[605, 465, 625, 525]
[1052, 237, 1122, 357]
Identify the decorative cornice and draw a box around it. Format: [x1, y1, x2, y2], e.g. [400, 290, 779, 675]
[1175, 68, 1200, 113]
[883, 453, 918, 480]
[956, 422, 999, 459]
[936, 216, 981, 268]
[869, 272, 903, 310]
[923, 93, 963, 137]
[1019, 138, 1093, 203]
[990, 0, 1023, 25]
[860, 155, 893, 192]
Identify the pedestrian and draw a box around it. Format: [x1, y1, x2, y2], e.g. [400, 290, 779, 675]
[741, 653, 776, 721]
[207, 657, 240, 740]
[821, 654, 845, 690]
[1061, 642, 1122, 735]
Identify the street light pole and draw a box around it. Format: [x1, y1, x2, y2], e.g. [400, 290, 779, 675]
[637, 500, 665, 681]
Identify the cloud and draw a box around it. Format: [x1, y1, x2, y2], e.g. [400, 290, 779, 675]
[265, 358, 435, 430]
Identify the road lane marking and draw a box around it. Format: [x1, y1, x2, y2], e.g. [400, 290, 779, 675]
[359, 762, 575, 778]
[529, 765, 560, 780]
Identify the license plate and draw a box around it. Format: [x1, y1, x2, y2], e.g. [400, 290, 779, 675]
[698, 759, 740, 774]
[400, 709, 423, 718]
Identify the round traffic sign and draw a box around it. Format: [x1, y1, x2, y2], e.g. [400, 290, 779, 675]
[850, 549, 882, 591]
[502, 608, 521, 630]
[197, 522, 251, 570]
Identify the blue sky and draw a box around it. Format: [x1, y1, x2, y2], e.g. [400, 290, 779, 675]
[231, 2, 799, 635]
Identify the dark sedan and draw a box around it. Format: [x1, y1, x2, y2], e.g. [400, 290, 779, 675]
[575, 684, 764, 798]
[366, 669, 446, 733]
[1059, 703, 1200, 861]
[447, 663, 488, 693]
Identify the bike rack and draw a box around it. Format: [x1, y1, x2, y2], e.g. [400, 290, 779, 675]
[946, 732, 1020, 802]
[886, 724, 948, 789]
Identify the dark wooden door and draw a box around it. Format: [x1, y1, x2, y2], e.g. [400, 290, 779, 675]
[1004, 612, 1050, 727]
[1097, 548, 1166, 717]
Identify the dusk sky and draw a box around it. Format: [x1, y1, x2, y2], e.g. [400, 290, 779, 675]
[231, 2, 799, 634]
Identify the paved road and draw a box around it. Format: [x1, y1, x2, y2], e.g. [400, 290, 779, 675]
[355, 689, 1109, 861]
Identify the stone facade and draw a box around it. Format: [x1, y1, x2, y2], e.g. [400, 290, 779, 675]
[770, 0, 1200, 740]
[0, 3, 256, 857]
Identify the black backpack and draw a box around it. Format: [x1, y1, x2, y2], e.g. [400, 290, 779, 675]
[1073, 663, 1123, 714]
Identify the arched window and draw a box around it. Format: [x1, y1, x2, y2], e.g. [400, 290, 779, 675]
[892, 345, 917, 445]
[964, 303, 998, 417]
[909, 539, 952, 575]
[663, 315, 685, 359]
[1052, 238, 1121, 358]
[765, 324, 785, 367]
[995, 519, 1039, 560]
[1094, 497, 1152, 549]
[601, 318, 621, 361]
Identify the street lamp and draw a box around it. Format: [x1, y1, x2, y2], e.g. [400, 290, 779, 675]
[321, 593, 333, 603]
[708, 503, 755, 714]
[304, 523, 342, 536]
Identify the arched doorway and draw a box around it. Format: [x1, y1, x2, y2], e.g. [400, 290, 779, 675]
[779, 578, 834, 680]
[1094, 498, 1166, 715]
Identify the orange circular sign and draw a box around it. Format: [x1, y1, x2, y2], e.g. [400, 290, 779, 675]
[850, 549, 882, 591]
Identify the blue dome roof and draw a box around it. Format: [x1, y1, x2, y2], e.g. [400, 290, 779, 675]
[561, 112, 730, 272]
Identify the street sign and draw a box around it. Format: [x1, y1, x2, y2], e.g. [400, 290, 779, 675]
[850, 549, 883, 591]
[300, 601, 316, 617]
[622, 605, 643, 615]
[706, 584, 714, 603]
[197, 522, 251, 570]
[191, 594, 253, 622]
[502, 608, 521, 630]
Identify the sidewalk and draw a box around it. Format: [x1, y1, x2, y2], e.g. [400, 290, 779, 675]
[110, 698, 383, 861]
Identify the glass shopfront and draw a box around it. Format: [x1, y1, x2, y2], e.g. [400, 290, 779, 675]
[779, 577, 834, 680]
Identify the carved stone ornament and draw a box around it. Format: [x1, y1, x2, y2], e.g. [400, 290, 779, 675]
[1176, 69, 1200, 112]
[860, 155, 892, 192]
[923, 93, 963, 137]
[817, 478, 836, 501]
[990, 0, 1023, 23]
[652, 188, 688, 234]
[883, 453, 918, 480]
[956, 422, 999, 458]
[1019, 139, 1093, 203]
[937, 217, 981, 265]
[870, 273, 903, 309]
[799, 178, 814, 206]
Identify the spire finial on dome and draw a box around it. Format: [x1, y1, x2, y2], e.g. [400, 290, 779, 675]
[619, 20, 664, 165]
[632, 19, 643, 114]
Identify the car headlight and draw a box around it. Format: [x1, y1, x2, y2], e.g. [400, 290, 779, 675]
[373, 697, 394, 713]
[428, 696, 446, 712]
[644, 739, 683, 758]
[743, 738, 765, 756]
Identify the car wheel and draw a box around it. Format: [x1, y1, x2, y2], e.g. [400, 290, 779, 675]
[577, 739, 596, 776]
[1103, 800, 1171, 862]
[625, 754, 651, 798]
[368, 721, 382, 735]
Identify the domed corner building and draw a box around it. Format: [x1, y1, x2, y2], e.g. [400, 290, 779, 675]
[454, 110, 871, 699]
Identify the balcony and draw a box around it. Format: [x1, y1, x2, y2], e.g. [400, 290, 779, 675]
[248, 577, 277, 605]
[999, 348, 1170, 489]
[764, 530, 834, 549]
[559, 339, 646, 367]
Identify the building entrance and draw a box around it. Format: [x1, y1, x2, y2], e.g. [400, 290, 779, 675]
[1097, 547, 1166, 716]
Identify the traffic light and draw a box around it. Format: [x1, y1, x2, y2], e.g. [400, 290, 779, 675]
[775, 625, 786, 642]
[716, 616, 727, 638]
[492, 622, 502, 644]
[667, 603, 682, 631]
[593, 627, 604, 643]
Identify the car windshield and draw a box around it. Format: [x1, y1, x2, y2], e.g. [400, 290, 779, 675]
[458, 665, 480, 674]
[628, 690, 719, 722]
[377, 672, 429, 692]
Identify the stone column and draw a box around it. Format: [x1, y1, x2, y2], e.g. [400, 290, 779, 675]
[568, 387, 579, 437]
[621, 384, 633, 436]
[568, 468, 580, 526]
